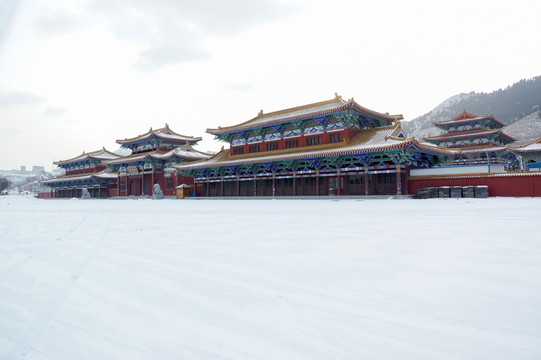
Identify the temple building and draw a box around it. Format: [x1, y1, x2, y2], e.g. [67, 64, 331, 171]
[105, 125, 211, 197]
[508, 138, 541, 170]
[423, 111, 516, 165]
[42, 148, 121, 198]
[42, 125, 212, 198]
[175, 94, 450, 197]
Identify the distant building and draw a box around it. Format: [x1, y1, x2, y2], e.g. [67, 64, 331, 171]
[20, 166, 26, 172]
[423, 111, 516, 165]
[32, 166, 45, 173]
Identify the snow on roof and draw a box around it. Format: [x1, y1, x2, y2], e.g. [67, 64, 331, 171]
[40, 169, 117, 184]
[508, 138, 541, 152]
[434, 112, 506, 128]
[177, 124, 448, 170]
[54, 148, 121, 165]
[104, 143, 212, 165]
[207, 94, 402, 135]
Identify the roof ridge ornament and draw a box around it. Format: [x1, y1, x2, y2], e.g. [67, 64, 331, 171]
[258, 109, 264, 117]
[334, 92, 342, 100]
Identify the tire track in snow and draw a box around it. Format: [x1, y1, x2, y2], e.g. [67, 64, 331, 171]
[5, 217, 111, 360]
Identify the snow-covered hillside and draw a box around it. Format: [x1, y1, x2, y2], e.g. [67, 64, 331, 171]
[1, 196, 540, 359]
[402, 92, 476, 139]
[504, 110, 541, 145]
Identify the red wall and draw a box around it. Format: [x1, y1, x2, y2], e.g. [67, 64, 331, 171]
[408, 173, 541, 197]
[230, 128, 357, 155]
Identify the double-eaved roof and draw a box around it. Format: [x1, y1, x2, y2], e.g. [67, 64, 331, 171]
[207, 94, 403, 136]
[176, 123, 448, 171]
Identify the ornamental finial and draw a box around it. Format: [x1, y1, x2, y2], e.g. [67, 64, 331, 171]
[258, 109, 263, 116]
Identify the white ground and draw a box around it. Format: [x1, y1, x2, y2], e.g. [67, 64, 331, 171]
[1, 196, 540, 360]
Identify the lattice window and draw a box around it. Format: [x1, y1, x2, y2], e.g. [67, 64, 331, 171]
[286, 139, 299, 149]
[266, 142, 279, 151]
[306, 136, 322, 146]
[329, 133, 342, 143]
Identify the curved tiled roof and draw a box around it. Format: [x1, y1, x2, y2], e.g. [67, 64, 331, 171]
[40, 169, 117, 184]
[176, 124, 449, 170]
[117, 124, 202, 145]
[104, 143, 212, 165]
[424, 129, 516, 142]
[433, 112, 506, 128]
[207, 94, 402, 135]
[508, 137, 541, 152]
[54, 147, 120, 166]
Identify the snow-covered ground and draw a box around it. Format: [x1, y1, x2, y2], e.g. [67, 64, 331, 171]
[1, 196, 540, 360]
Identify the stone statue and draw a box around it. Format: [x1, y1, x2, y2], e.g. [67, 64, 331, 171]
[81, 188, 91, 199]
[152, 183, 164, 199]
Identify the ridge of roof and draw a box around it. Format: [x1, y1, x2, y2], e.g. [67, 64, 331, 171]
[117, 124, 202, 144]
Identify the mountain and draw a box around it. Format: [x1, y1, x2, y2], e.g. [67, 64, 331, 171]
[503, 110, 541, 145]
[403, 76, 541, 141]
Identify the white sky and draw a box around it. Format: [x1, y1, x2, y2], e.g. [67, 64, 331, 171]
[0, 0, 540, 170]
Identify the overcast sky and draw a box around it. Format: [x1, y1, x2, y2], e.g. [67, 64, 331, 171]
[0, 0, 540, 170]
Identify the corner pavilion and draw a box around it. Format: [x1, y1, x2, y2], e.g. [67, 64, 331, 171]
[175, 94, 451, 197]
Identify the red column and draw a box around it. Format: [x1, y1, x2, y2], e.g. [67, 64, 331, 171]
[316, 171, 320, 196]
[221, 177, 225, 197]
[364, 168, 369, 195]
[336, 169, 341, 196]
[396, 165, 402, 195]
[253, 175, 257, 196]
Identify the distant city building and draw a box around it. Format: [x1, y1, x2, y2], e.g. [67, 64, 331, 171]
[32, 166, 45, 173]
[20, 166, 26, 172]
